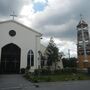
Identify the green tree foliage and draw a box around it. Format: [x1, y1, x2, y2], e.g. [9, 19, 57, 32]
[45, 37, 59, 70]
[62, 57, 77, 68]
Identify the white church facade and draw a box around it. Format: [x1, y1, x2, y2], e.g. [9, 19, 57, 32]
[0, 20, 42, 73]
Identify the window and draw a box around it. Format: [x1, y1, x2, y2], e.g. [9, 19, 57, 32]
[9, 30, 16, 37]
[27, 50, 34, 67]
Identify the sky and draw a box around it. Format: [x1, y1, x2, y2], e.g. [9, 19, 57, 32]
[0, 0, 90, 57]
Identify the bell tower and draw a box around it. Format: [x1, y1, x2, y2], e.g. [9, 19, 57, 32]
[77, 16, 90, 70]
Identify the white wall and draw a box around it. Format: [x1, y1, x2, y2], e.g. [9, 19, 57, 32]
[40, 44, 46, 55]
[0, 21, 41, 71]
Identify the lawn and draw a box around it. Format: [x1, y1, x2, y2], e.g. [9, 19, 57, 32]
[24, 73, 90, 82]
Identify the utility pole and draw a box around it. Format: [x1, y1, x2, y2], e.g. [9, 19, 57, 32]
[68, 49, 70, 60]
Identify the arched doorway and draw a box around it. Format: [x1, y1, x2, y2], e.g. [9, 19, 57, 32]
[0, 43, 21, 74]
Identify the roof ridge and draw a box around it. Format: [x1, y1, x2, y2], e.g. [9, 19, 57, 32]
[0, 20, 42, 36]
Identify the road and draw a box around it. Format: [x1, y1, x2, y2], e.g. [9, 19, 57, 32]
[0, 74, 90, 90]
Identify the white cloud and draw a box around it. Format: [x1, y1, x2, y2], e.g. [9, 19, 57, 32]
[41, 37, 77, 57]
[53, 38, 77, 57]
[23, 0, 32, 5]
[18, 2, 35, 27]
[33, 0, 47, 4]
[6, 0, 89, 57]
[1, 0, 90, 57]
[16, 0, 79, 57]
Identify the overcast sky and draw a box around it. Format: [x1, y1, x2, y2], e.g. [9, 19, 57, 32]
[1, 0, 90, 57]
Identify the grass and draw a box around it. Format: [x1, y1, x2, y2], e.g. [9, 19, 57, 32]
[24, 72, 90, 83]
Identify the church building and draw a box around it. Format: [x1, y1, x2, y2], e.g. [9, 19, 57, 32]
[0, 20, 42, 74]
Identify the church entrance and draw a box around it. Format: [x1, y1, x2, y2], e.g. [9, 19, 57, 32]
[0, 43, 21, 74]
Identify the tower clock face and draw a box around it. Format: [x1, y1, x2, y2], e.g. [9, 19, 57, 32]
[9, 30, 16, 37]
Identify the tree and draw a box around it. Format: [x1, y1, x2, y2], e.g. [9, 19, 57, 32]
[62, 57, 77, 68]
[38, 50, 46, 68]
[45, 37, 59, 70]
[58, 52, 65, 60]
[69, 57, 77, 68]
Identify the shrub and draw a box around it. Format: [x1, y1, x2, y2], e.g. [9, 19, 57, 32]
[41, 69, 51, 75]
[62, 67, 77, 74]
[33, 69, 52, 76]
[88, 67, 90, 74]
[54, 70, 62, 74]
[26, 65, 30, 70]
[31, 77, 39, 83]
[21, 68, 25, 74]
[33, 69, 40, 76]
[72, 68, 77, 73]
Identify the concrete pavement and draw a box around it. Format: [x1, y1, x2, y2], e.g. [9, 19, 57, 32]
[0, 74, 90, 90]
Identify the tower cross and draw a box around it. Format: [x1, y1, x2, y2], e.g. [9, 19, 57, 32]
[80, 14, 83, 20]
[10, 11, 17, 20]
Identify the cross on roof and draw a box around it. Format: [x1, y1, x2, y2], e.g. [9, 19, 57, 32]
[10, 11, 17, 20]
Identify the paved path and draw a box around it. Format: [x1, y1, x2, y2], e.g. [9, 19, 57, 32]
[0, 74, 90, 90]
[0, 74, 35, 90]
